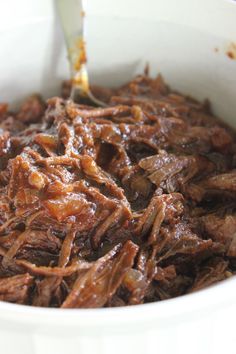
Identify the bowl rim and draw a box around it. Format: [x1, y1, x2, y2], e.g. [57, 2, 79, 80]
[0, 0, 236, 331]
[0, 276, 235, 327]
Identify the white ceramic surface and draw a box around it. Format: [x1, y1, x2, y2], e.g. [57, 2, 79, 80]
[0, 0, 236, 353]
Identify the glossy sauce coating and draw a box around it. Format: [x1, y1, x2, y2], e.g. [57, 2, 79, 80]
[0, 74, 235, 308]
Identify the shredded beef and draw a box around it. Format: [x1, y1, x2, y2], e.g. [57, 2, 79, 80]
[0, 73, 235, 308]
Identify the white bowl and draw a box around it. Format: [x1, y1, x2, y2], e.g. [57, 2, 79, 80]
[0, 1, 236, 353]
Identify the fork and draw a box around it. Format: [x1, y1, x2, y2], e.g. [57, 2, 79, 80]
[56, 0, 106, 106]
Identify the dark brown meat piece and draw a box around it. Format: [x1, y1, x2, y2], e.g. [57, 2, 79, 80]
[16, 95, 45, 124]
[201, 213, 236, 257]
[0, 273, 33, 304]
[188, 258, 230, 292]
[61, 241, 138, 308]
[185, 171, 236, 202]
[139, 150, 214, 192]
[0, 73, 235, 308]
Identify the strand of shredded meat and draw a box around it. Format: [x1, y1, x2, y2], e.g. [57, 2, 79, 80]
[0, 73, 235, 308]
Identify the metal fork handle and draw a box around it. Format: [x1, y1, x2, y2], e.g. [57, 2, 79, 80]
[56, 0, 106, 106]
